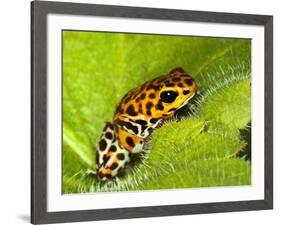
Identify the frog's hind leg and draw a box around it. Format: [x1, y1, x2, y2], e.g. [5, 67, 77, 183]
[96, 122, 132, 181]
[96, 122, 116, 172]
[97, 144, 131, 181]
[98, 131, 145, 181]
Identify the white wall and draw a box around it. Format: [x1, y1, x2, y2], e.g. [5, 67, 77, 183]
[0, 0, 279, 224]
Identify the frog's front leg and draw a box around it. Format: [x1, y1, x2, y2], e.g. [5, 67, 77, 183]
[116, 125, 145, 153]
[115, 115, 162, 139]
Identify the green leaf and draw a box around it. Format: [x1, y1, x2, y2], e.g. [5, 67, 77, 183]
[138, 159, 251, 189]
[63, 31, 251, 193]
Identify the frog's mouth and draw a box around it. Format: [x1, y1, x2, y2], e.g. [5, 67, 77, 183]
[178, 91, 196, 110]
[174, 91, 198, 119]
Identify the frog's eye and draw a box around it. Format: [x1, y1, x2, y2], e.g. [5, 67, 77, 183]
[160, 91, 179, 103]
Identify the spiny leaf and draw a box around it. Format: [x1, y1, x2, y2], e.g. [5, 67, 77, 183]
[199, 80, 251, 130]
[138, 158, 251, 190]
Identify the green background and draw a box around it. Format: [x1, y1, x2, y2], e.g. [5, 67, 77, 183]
[63, 31, 251, 193]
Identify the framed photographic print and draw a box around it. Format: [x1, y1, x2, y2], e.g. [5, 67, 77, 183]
[31, 0, 273, 224]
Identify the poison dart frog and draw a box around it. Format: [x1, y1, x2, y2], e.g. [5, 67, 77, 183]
[96, 67, 197, 181]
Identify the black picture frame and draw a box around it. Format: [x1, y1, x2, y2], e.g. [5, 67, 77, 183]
[31, 0, 273, 224]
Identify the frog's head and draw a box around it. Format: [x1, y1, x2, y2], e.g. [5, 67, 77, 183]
[143, 67, 197, 118]
[114, 67, 196, 120]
